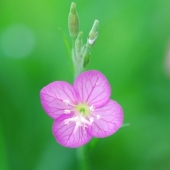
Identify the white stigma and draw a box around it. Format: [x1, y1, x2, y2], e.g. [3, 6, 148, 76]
[64, 114, 92, 134]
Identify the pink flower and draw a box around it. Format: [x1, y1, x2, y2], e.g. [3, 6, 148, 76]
[40, 70, 123, 148]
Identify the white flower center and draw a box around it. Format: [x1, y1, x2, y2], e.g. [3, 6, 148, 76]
[63, 100, 101, 134]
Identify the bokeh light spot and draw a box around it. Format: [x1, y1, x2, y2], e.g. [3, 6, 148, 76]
[0, 24, 35, 58]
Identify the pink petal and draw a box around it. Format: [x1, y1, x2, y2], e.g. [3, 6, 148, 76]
[40, 81, 78, 119]
[87, 100, 123, 138]
[74, 70, 111, 107]
[52, 115, 92, 148]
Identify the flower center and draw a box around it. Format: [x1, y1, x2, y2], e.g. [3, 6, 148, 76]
[63, 100, 101, 134]
[74, 103, 90, 117]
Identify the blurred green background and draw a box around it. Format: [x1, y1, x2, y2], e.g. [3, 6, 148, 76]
[1, 0, 170, 170]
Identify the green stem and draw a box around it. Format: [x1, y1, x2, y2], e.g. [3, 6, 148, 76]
[72, 38, 90, 170]
[72, 40, 81, 79]
[76, 146, 89, 170]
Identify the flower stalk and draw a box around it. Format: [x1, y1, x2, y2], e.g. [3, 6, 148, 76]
[68, 3, 100, 169]
[68, 2, 99, 77]
[76, 146, 90, 170]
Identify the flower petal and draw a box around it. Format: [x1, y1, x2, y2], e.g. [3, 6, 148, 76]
[74, 70, 111, 107]
[40, 81, 78, 119]
[52, 114, 92, 148]
[88, 100, 123, 138]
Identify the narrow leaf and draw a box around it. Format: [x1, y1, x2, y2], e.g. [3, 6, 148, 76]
[58, 27, 73, 72]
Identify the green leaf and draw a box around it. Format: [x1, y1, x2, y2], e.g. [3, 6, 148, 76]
[58, 27, 73, 72]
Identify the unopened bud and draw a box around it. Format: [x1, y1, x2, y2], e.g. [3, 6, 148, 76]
[83, 51, 91, 68]
[68, 2, 79, 39]
[88, 20, 99, 45]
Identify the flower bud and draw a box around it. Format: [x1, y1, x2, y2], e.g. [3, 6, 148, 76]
[68, 2, 79, 39]
[88, 20, 99, 45]
[83, 51, 91, 68]
[81, 44, 91, 68]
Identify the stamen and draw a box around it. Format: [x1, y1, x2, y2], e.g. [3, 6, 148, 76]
[81, 117, 92, 125]
[64, 110, 71, 114]
[89, 117, 94, 123]
[63, 100, 70, 105]
[64, 120, 69, 124]
[97, 114, 101, 119]
[89, 105, 95, 112]
[63, 100, 75, 107]
[73, 121, 81, 134]
[63, 114, 92, 134]
[64, 116, 78, 125]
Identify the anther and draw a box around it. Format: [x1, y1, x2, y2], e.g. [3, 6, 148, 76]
[89, 106, 95, 112]
[64, 120, 70, 124]
[90, 117, 94, 123]
[63, 100, 70, 105]
[64, 110, 71, 114]
[96, 114, 101, 119]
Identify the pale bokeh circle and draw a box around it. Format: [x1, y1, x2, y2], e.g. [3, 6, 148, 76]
[0, 24, 35, 58]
